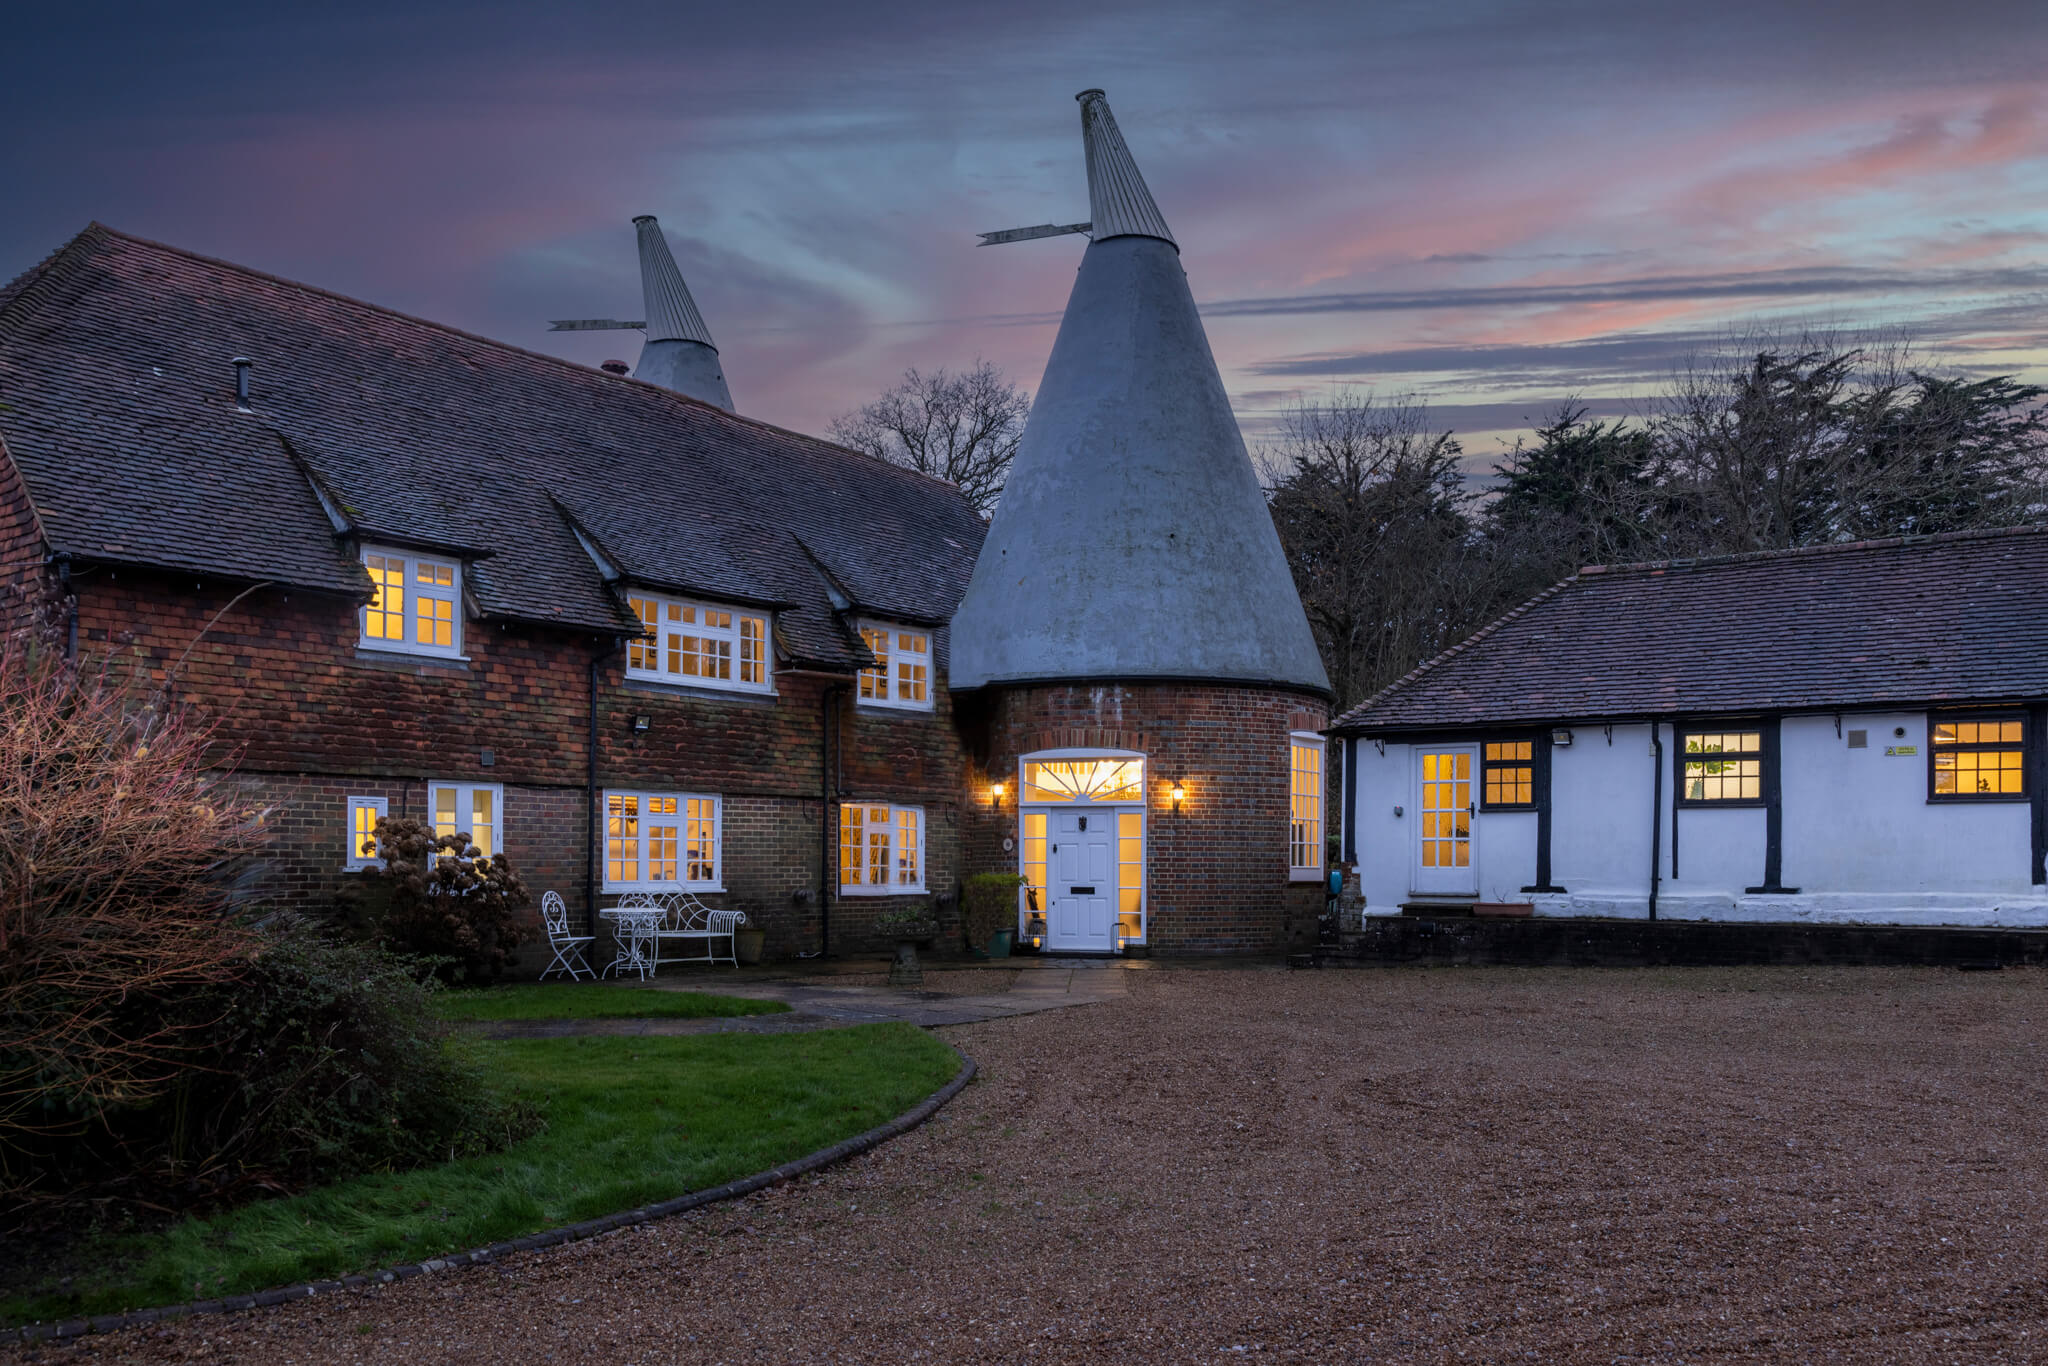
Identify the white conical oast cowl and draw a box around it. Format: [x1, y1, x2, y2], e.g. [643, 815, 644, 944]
[949, 91, 1329, 695]
[630, 215, 734, 411]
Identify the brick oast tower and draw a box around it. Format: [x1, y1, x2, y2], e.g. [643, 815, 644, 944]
[631, 215, 735, 410]
[952, 90, 1333, 954]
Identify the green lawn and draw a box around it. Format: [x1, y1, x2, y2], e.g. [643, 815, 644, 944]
[4, 1024, 957, 1327]
[432, 982, 790, 1022]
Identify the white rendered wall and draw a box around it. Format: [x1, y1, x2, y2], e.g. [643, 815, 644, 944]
[1781, 713, 2032, 894]
[1347, 716, 2045, 928]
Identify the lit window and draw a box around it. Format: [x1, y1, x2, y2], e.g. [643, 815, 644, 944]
[1932, 716, 2027, 800]
[359, 547, 461, 658]
[856, 622, 933, 711]
[1020, 758, 1144, 803]
[839, 803, 925, 893]
[623, 591, 771, 694]
[1290, 734, 1325, 878]
[428, 782, 502, 859]
[1117, 808, 1145, 943]
[1482, 740, 1535, 810]
[346, 795, 388, 870]
[1021, 809, 1047, 913]
[1679, 730, 1762, 804]
[603, 790, 721, 890]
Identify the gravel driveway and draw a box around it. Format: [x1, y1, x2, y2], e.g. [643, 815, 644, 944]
[19, 964, 2048, 1364]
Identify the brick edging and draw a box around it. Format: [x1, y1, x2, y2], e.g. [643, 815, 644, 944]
[3, 1047, 978, 1345]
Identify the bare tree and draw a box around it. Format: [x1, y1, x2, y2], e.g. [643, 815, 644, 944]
[830, 361, 1030, 516]
[1263, 393, 1518, 708]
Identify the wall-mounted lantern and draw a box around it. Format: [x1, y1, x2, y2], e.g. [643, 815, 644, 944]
[989, 779, 1006, 810]
[631, 714, 651, 734]
[1171, 777, 1186, 813]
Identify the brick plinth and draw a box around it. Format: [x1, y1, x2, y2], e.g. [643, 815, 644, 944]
[960, 682, 1329, 954]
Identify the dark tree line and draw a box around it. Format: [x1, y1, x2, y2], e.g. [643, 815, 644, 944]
[1265, 334, 2048, 710]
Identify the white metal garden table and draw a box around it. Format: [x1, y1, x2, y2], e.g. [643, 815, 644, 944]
[597, 905, 665, 980]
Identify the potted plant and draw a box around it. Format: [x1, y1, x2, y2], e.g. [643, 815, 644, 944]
[734, 918, 767, 965]
[872, 901, 939, 987]
[963, 872, 1026, 959]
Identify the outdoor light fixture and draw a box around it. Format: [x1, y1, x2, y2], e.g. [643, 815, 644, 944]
[990, 779, 1006, 809]
[632, 714, 650, 733]
[1551, 728, 1574, 747]
[1171, 778, 1185, 812]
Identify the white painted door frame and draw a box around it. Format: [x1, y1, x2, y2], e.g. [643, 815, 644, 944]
[1410, 744, 1479, 897]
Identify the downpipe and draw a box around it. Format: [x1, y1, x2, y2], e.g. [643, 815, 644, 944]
[586, 636, 622, 931]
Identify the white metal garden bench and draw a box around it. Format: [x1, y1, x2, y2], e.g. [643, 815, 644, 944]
[612, 891, 747, 970]
[539, 890, 596, 981]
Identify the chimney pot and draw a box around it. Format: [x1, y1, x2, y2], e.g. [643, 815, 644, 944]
[230, 356, 252, 407]
[600, 359, 631, 376]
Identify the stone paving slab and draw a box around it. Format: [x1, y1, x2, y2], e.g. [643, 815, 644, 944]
[469, 958, 1132, 1039]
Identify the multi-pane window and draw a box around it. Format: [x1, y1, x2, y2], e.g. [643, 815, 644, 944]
[624, 591, 771, 693]
[1932, 716, 2027, 799]
[345, 796, 388, 869]
[1289, 734, 1325, 877]
[1419, 750, 1471, 869]
[1117, 809, 1145, 943]
[1679, 730, 1763, 804]
[857, 624, 933, 711]
[604, 791, 720, 889]
[359, 547, 462, 658]
[1021, 809, 1048, 915]
[429, 782, 501, 859]
[1482, 740, 1535, 809]
[839, 803, 925, 892]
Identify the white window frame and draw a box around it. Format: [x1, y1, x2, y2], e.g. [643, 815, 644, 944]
[1289, 732, 1326, 881]
[601, 789, 724, 892]
[623, 590, 773, 695]
[855, 621, 934, 712]
[345, 795, 388, 870]
[839, 802, 926, 894]
[359, 545, 463, 658]
[427, 781, 504, 861]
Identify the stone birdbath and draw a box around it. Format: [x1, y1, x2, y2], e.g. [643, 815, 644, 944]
[874, 907, 940, 987]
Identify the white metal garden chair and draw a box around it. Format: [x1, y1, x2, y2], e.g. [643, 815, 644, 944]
[539, 890, 596, 981]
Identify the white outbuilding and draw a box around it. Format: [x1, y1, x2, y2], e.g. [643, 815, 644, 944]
[1331, 529, 2048, 929]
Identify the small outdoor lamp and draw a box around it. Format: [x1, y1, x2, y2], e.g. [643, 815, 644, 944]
[631, 714, 651, 734]
[989, 779, 1006, 810]
[1550, 728, 1573, 747]
[1171, 777, 1186, 812]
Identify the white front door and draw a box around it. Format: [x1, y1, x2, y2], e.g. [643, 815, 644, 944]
[1412, 747, 1477, 896]
[1047, 808, 1116, 951]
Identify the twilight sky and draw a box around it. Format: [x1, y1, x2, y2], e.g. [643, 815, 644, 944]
[7, 1, 2048, 465]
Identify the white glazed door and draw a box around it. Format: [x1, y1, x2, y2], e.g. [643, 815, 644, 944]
[1412, 747, 1477, 896]
[1048, 809, 1116, 951]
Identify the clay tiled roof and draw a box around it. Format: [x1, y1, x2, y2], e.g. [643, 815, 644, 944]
[0, 224, 984, 669]
[1332, 527, 2048, 733]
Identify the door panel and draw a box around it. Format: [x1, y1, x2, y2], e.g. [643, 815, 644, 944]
[1413, 747, 1477, 895]
[1048, 809, 1116, 950]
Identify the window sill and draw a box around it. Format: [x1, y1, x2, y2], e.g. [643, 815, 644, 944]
[353, 648, 470, 672]
[1925, 794, 2030, 805]
[601, 885, 728, 897]
[1288, 868, 1325, 883]
[854, 701, 936, 716]
[1673, 800, 1768, 810]
[1479, 805, 1538, 814]
[621, 677, 776, 704]
[838, 885, 929, 897]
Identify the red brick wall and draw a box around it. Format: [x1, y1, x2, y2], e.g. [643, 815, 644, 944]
[958, 683, 1330, 954]
[0, 443, 49, 635]
[59, 567, 968, 966]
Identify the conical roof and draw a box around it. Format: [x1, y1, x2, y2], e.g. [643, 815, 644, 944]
[630, 215, 734, 410]
[949, 93, 1329, 696]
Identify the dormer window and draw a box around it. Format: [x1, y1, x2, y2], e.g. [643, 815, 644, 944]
[624, 591, 772, 694]
[359, 547, 462, 658]
[857, 622, 932, 711]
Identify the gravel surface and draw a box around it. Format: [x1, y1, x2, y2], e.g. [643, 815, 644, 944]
[19, 964, 2048, 1364]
